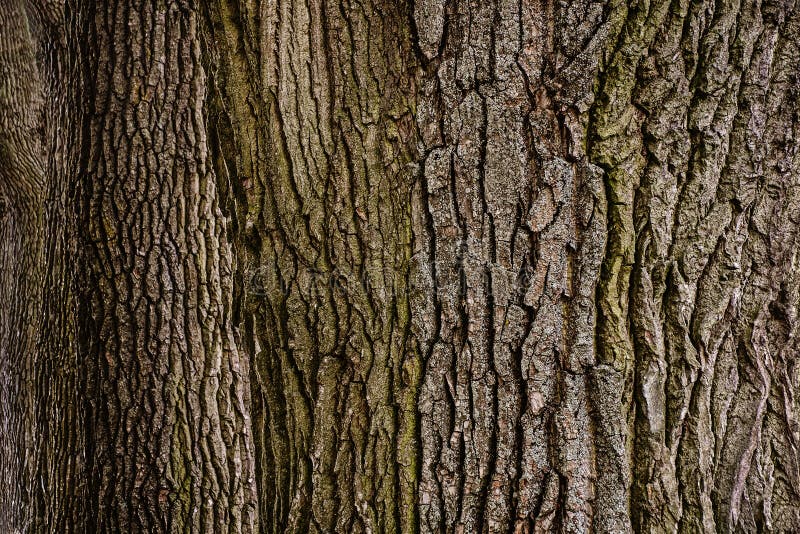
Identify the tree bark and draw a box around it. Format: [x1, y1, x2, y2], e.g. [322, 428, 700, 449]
[62, 1, 258, 531]
[591, 0, 800, 531]
[0, 2, 46, 531]
[23, 3, 90, 532]
[204, 0, 420, 531]
[413, 0, 610, 530]
[1, 0, 799, 532]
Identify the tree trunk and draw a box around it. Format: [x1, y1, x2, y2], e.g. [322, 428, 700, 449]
[1, 0, 800, 532]
[54, 1, 258, 531]
[204, 1, 420, 531]
[0, 1, 45, 531]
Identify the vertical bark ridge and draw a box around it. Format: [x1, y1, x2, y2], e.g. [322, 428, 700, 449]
[204, 0, 421, 531]
[70, 0, 258, 531]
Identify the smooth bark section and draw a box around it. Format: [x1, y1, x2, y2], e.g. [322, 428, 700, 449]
[70, 1, 257, 531]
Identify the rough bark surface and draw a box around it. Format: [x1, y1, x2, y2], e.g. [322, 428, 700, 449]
[26, 2, 90, 531]
[204, 0, 420, 531]
[0, 1, 45, 531]
[67, 1, 259, 531]
[591, 0, 800, 531]
[0, 0, 799, 532]
[412, 0, 800, 530]
[412, 0, 612, 531]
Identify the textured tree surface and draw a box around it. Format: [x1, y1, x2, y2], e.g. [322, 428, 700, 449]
[1, 0, 799, 532]
[0, 1, 45, 529]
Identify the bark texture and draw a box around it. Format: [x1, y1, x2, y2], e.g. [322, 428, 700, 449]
[204, 0, 420, 531]
[412, 0, 800, 530]
[591, 0, 800, 531]
[0, 1, 45, 531]
[28, 2, 88, 531]
[65, 1, 258, 531]
[412, 0, 611, 530]
[1, 0, 799, 532]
